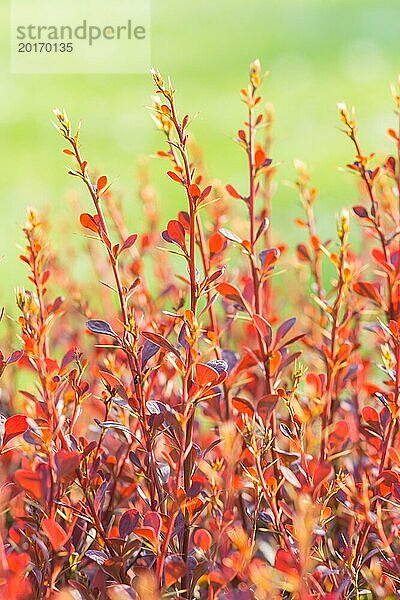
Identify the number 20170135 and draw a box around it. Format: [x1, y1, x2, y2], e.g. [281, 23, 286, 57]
[18, 42, 73, 53]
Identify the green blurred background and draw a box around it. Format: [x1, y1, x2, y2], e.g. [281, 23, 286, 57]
[1, 0, 400, 307]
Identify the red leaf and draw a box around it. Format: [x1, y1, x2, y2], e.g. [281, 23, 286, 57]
[200, 185, 212, 200]
[42, 517, 69, 551]
[232, 396, 255, 418]
[80, 213, 98, 233]
[377, 470, 399, 496]
[257, 394, 279, 423]
[225, 184, 242, 199]
[167, 219, 186, 247]
[165, 556, 187, 587]
[134, 526, 159, 549]
[54, 450, 80, 482]
[143, 511, 162, 537]
[141, 331, 181, 359]
[208, 232, 225, 255]
[255, 148, 267, 168]
[371, 248, 388, 267]
[7, 350, 24, 365]
[188, 184, 201, 199]
[193, 528, 212, 553]
[259, 247, 280, 271]
[119, 509, 140, 538]
[216, 283, 247, 309]
[275, 317, 296, 344]
[96, 175, 108, 192]
[2, 415, 28, 447]
[275, 548, 297, 576]
[194, 363, 220, 387]
[178, 210, 190, 230]
[392, 482, 400, 501]
[313, 462, 333, 488]
[121, 234, 138, 252]
[330, 420, 350, 445]
[167, 170, 183, 183]
[15, 467, 48, 501]
[353, 281, 384, 307]
[99, 370, 123, 388]
[362, 405, 380, 426]
[253, 314, 272, 344]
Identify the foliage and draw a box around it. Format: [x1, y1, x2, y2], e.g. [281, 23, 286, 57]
[1, 62, 400, 599]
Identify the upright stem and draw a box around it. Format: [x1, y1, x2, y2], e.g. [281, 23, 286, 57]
[349, 128, 393, 320]
[354, 338, 399, 563]
[320, 230, 347, 462]
[58, 126, 158, 510]
[152, 78, 200, 592]
[245, 84, 279, 487]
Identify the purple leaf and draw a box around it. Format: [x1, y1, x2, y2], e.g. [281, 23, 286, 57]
[275, 317, 296, 343]
[206, 359, 228, 374]
[141, 340, 159, 368]
[119, 509, 140, 538]
[86, 319, 117, 338]
[222, 349, 238, 372]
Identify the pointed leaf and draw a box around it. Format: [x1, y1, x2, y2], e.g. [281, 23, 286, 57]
[141, 331, 181, 359]
[2, 415, 28, 447]
[86, 319, 118, 338]
[225, 184, 242, 199]
[121, 234, 138, 252]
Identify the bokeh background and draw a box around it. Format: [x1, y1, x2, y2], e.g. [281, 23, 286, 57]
[2, 0, 400, 306]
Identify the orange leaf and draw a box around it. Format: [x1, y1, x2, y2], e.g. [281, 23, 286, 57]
[2, 414, 28, 447]
[97, 175, 108, 192]
[54, 450, 80, 482]
[353, 281, 384, 307]
[216, 283, 246, 309]
[232, 396, 254, 418]
[42, 517, 69, 551]
[185, 497, 203, 520]
[225, 184, 242, 199]
[165, 556, 187, 587]
[194, 363, 219, 387]
[208, 232, 225, 255]
[167, 219, 186, 247]
[193, 528, 212, 553]
[167, 170, 183, 183]
[275, 548, 298, 576]
[253, 314, 272, 343]
[15, 469, 43, 500]
[135, 526, 159, 549]
[255, 148, 267, 168]
[80, 213, 98, 233]
[189, 184, 201, 199]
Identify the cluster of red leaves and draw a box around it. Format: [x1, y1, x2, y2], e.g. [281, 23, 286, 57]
[1, 63, 400, 600]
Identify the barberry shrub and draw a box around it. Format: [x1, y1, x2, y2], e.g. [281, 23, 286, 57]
[1, 62, 400, 600]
